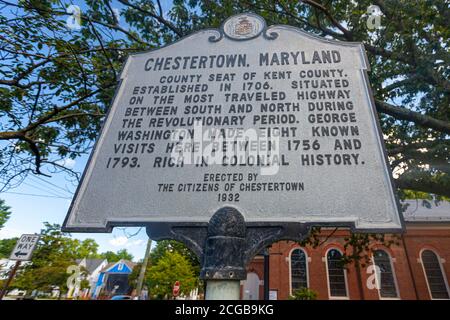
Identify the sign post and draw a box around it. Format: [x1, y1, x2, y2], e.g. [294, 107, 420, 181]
[62, 13, 404, 300]
[0, 234, 39, 299]
[136, 238, 152, 299]
[0, 261, 21, 300]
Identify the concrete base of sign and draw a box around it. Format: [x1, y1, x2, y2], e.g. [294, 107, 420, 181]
[205, 281, 240, 300]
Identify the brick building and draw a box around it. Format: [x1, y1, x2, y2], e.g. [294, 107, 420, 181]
[243, 200, 450, 300]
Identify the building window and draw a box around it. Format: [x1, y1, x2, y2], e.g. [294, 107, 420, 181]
[290, 249, 308, 292]
[373, 250, 399, 298]
[421, 250, 449, 299]
[326, 249, 348, 298]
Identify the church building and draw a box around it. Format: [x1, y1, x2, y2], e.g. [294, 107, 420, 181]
[243, 200, 450, 300]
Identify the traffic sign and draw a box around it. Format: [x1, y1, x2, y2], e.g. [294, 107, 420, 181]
[9, 234, 39, 261]
[173, 281, 180, 297]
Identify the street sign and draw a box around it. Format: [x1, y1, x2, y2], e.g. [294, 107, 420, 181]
[173, 281, 180, 297]
[9, 234, 39, 261]
[63, 13, 403, 233]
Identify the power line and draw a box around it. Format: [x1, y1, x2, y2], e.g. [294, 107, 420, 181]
[29, 174, 73, 193]
[28, 174, 74, 196]
[21, 181, 64, 198]
[27, 180, 68, 198]
[3, 191, 72, 200]
[2, 173, 74, 199]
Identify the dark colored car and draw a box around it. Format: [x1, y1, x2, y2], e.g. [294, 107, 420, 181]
[110, 295, 133, 300]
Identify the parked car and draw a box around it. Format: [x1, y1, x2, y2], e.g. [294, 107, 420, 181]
[16, 296, 36, 300]
[110, 295, 133, 300]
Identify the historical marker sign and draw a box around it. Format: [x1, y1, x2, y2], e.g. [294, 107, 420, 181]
[63, 13, 403, 233]
[9, 234, 39, 261]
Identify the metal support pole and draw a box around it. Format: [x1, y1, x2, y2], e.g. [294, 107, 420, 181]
[0, 261, 21, 300]
[263, 248, 270, 300]
[136, 238, 152, 299]
[147, 206, 311, 301]
[201, 208, 247, 300]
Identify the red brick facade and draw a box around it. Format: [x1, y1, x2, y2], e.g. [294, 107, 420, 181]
[244, 224, 450, 300]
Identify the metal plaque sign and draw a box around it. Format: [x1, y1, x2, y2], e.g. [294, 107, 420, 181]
[63, 13, 403, 233]
[9, 234, 39, 261]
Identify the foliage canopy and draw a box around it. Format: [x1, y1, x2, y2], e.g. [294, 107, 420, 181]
[0, 0, 448, 197]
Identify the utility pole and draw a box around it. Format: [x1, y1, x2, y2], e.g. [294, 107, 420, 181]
[263, 248, 270, 300]
[136, 238, 152, 299]
[0, 261, 21, 300]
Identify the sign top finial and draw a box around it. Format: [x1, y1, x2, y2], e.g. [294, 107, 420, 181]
[222, 13, 267, 41]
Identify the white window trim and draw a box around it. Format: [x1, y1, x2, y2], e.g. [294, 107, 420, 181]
[419, 248, 450, 300]
[324, 248, 349, 300]
[371, 250, 400, 300]
[288, 247, 309, 296]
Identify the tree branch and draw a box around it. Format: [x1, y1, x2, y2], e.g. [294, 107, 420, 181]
[117, 0, 183, 37]
[20, 135, 49, 176]
[0, 84, 114, 141]
[387, 140, 449, 155]
[103, 0, 119, 25]
[0, 57, 51, 88]
[302, 0, 353, 40]
[42, 112, 104, 124]
[87, 20, 117, 80]
[395, 175, 450, 198]
[382, 75, 419, 93]
[375, 100, 450, 134]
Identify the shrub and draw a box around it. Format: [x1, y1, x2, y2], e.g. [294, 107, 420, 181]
[289, 288, 318, 300]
